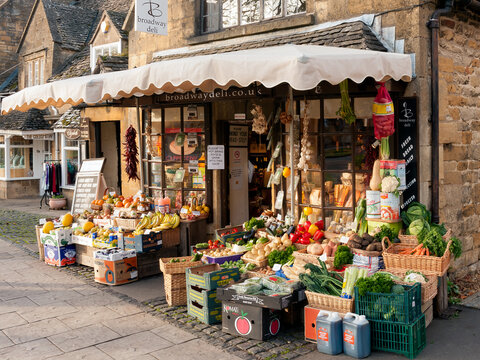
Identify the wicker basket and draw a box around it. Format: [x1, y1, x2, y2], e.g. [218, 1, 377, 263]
[351, 247, 382, 257]
[164, 273, 187, 306]
[292, 249, 334, 266]
[159, 256, 203, 275]
[243, 268, 274, 278]
[398, 228, 452, 246]
[115, 218, 141, 230]
[241, 254, 268, 268]
[305, 291, 355, 313]
[162, 227, 180, 248]
[294, 243, 309, 250]
[383, 269, 438, 304]
[382, 237, 452, 276]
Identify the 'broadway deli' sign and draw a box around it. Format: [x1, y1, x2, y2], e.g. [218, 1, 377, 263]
[155, 86, 270, 103]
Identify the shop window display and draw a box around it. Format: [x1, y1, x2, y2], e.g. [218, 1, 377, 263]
[143, 105, 209, 211]
[9, 136, 33, 178]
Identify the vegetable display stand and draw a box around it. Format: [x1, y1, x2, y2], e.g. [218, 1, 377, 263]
[354, 283, 422, 324]
[370, 314, 426, 359]
[164, 273, 187, 306]
[35, 225, 45, 261]
[304, 291, 354, 314]
[292, 249, 334, 266]
[384, 269, 438, 304]
[422, 300, 433, 328]
[382, 238, 452, 276]
[115, 218, 141, 230]
[186, 264, 240, 291]
[159, 256, 203, 275]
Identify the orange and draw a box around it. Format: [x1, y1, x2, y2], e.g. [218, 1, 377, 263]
[91, 200, 96, 205]
[103, 195, 109, 200]
[97, 199, 104, 206]
[123, 201, 131, 208]
[115, 201, 123, 207]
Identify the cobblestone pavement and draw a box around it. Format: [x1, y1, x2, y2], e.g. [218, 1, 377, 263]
[0, 209, 42, 247]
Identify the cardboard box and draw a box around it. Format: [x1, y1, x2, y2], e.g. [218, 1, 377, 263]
[72, 235, 93, 247]
[119, 232, 162, 253]
[40, 228, 72, 246]
[94, 256, 138, 285]
[92, 238, 118, 249]
[94, 248, 136, 261]
[186, 264, 240, 290]
[216, 283, 306, 310]
[44, 244, 76, 267]
[187, 299, 222, 325]
[188, 285, 221, 308]
[222, 301, 281, 340]
[75, 244, 95, 267]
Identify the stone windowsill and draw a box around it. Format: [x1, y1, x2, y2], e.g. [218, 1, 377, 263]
[188, 14, 315, 45]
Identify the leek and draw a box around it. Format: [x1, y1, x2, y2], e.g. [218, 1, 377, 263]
[380, 137, 390, 160]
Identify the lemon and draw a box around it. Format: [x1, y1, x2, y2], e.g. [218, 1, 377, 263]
[42, 221, 54, 234]
[62, 213, 73, 226]
[282, 166, 291, 178]
[83, 221, 95, 233]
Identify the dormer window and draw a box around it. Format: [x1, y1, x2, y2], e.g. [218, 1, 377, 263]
[201, 0, 306, 34]
[90, 42, 122, 72]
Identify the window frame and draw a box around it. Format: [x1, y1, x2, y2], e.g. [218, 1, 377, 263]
[142, 105, 212, 211]
[59, 132, 82, 189]
[200, 0, 306, 34]
[90, 41, 122, 72]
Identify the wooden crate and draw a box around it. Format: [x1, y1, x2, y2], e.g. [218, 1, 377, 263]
[75, 244, 95, 267]
[35, 225, 44, 261]
[162, 227, 181, 248]
[137, 247, 178, 279]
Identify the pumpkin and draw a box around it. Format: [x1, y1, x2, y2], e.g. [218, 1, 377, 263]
[369, 159, 381, 191]
[61, 213, 73, 226]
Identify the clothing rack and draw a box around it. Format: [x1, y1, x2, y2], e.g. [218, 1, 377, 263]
[40, 161, 63, 209]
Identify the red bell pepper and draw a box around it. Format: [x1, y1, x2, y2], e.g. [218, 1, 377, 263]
[313, 230, 324, 242]
[304, 221, 311, 230]
[315, 220, 325, 231]
[290, 233, 300, 243]
[299, 237, 310, 245]
[297, 225, 304, 233]
[302, 232, 312, 240]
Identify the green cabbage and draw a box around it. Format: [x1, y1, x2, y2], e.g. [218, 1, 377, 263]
[401, 202, 431, 227]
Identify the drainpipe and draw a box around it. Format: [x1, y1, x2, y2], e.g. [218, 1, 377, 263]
[428, 0, 453, 224]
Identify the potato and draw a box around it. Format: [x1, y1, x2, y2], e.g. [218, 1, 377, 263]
[257, 249, 265, 258]
[251, 248, 258, 255]
[366, 244, 377, 251]
[278, 245, 285, 251]
[273, 237, 281, 246]
[325, 245, 333, 257]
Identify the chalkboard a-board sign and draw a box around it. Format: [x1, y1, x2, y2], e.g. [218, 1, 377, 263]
[397, 97, 418, 210]
[71, 173, 102, 214]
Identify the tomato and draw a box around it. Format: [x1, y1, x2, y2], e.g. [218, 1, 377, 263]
[220, 244, 225, 248]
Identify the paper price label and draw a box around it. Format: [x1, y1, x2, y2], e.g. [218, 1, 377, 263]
[340, 236, 349, 244]
[144, 229, 151, 235]
[319, 253, 328, 262]
[180, 208, 188, 214]
[192, 211, 201, 216]
[130, 271, 138, 279]
[272, 264, 282, 271]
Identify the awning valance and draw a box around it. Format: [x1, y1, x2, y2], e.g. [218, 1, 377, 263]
[1, 44, 413, 115]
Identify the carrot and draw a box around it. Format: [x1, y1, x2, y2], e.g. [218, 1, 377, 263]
[399, 249, 413, 254]
[426, 248, 430, 256]
[410, 244, 423, 255]
[420, 248, 426, 256]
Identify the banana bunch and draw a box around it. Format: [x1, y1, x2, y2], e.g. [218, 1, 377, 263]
[133, 213, 180, 234]
[151, 213, 180, 232]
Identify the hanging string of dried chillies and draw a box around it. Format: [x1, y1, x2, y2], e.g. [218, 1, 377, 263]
[123, 125, 140, 181]
[336, 80, 356, 125]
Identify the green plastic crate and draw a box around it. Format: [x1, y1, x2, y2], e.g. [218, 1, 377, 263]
[370, 314, 426, 359]
[354, 283, 422, 324]
[187, 299, 222, 325]
[187, 284, 221, 308]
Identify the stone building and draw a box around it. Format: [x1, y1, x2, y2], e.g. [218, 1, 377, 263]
[0, 0, 36, 94]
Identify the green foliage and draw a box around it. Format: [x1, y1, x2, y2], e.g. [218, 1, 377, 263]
[355, 272, 395, 296]
[422, 229, 447, 257]
[449, 236, 462, 259]
[243, 217, 265, 231]
[267, 245, 295, 267]
[374, 225, 397, 242]
[401, 202, 431, 227]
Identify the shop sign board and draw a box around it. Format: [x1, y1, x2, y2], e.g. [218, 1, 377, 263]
[65, 128, 81, 140]
[229, 125, 249, 147]
[156, 86, 270, 103]
[79, 117, 90, 140]
[71, 173, 101, 215]
[397, 97, 418, 210]
[135, 0, 168, 35]
[207, 145, 225, 170]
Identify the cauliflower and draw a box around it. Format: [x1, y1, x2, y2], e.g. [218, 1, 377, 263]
[381, 176, 400, 193]
[404, 271, 428, 284]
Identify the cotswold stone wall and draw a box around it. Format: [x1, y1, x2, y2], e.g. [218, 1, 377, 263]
[0, 0, 35, 85]
[438, 14, 480, 276]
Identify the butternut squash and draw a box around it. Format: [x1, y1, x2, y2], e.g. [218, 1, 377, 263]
[369, 160, 381, 191]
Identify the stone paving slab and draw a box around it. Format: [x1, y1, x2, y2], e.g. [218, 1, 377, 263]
[48, 323, 121, 352]
[96, 331, 173, 360]
[150, 338, 242, 360]
[47, 346, 114, 360]
[101, 313, 166, 337]
[0, 332, 14, 349]
[462, 292, 480, 309]
[0, 312, 27, 330]
[0, 338, 63, 360]
[56, 305, 122, 329]
[0, 296, 39, 316]
[18, 301, 78, 323]
[150, 324, 198, 345]
[3, 318, 71, 344]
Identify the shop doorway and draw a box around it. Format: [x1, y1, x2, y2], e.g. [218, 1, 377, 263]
[94, 121, 121, 191]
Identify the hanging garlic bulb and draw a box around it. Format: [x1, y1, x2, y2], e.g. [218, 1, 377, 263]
[251, 104, 268, 134]
[298, 101, 311, 172]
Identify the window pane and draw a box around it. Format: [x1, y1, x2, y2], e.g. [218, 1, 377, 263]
[163, 107, 182, 161]
[184, 190, 207, 207]
[0, 148, 5, 178]
[0, 135, 4, 144]
[241, 0, 261, 24]
[222, 0, 238, 27]
[184, 133, 205, 163]
[324, 134, 352, 170]
[165, 189, 182, 210]
[264, 0, 282, 19]
[165, 164, 182, 189]
[66, 151, 78, 185]
[202, 0, 220, 32]
[183, 105, 205, 132]
[354, 134, 376, 171]
[10, 136, 32, 146]
[151, 109, 162, 133]
[10, 147, 33, 178]
[65, 139, 78, 147]
[184, 164, 206, 189]
[150, 161, 162, 187]
[285, 0, 306, 15]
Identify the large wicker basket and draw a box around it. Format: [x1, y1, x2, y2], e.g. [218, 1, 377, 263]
[383, 269, 438, 304]
[162, 227, 181, 248]
[305, 291, 354, 313]
[292, 249, 334, 266]
[382, 237, 452, 276]
[159, 256, 203, 275]
[115, 218, 141, 230]
[398, 228, 452, 246]
[241, 254, 268, 268]
[164, 273, 187, 306]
